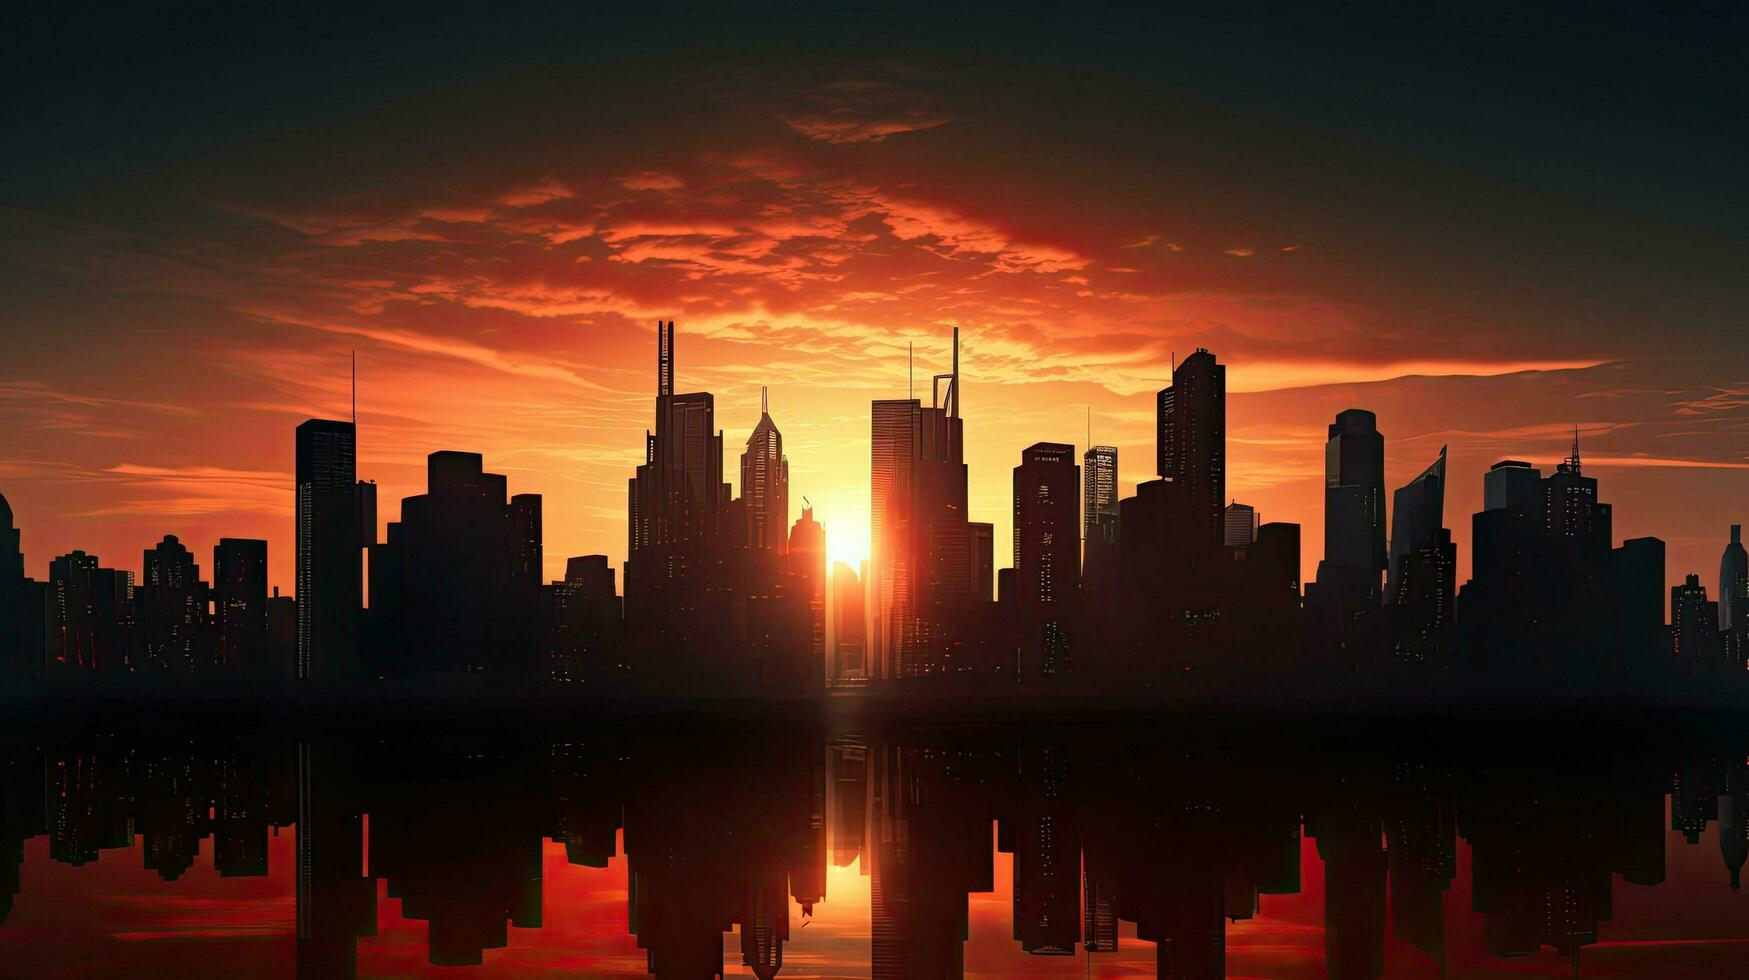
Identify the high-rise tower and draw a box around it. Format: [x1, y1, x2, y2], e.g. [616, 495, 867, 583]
[0, 491, 24, 678]
[741, 387, 789, 553]
[628, 321, 726, 559]
[1156, 349, 1226, 546]
[867, 328, 974, 680]
[625, 321, 733, 663]
[787, 505, 826, 686]
[1082, 445, 1119, 587]
[1387, 446, 1447, 602]
[1015, 442, 1079, 681]
[1323, 409, 1387, 579]
[295, 419, 361, 681]
[1721, 525, 1747, 632]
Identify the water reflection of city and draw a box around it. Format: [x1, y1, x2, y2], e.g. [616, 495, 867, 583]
[3, 724, 1749, 978]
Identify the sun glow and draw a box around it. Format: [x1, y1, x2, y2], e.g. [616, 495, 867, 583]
[817, 501, 871, 570]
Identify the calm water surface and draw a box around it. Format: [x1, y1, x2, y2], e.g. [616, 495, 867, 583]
[2, 719, 1748, 978]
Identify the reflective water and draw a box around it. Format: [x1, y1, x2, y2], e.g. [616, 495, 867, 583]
[2, 717, 1748, 977]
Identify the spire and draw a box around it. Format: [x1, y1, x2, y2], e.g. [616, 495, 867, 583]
[1569, 423, 1581, 473]
[950, 326, 960, 418]
[657, 320, 674, 397]
[350, 349, 357, 426]
[761, 385, 769, 417]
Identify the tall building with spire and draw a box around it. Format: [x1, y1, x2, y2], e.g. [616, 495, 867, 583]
[740, 387, 789, 553]
[628, 322, 726, 559]
[1082, 445, 1119, 591]
[1544, 427, 1609, 547]
[867, 329, 976, 680]
[295, 419, 361, 681]
[624, 321, 739, 685]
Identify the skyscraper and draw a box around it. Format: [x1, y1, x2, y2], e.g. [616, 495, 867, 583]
[138, 534, 205, 673]
[869, 397, 919, 680]
[1483, 459, 1542, 513]
[213, 538, 268, 675]
[1387, 446, 1447, 602]
[295, 419, 361, 681]
[1323, 409, 1386, 578]
[1463, 435, 1624, 670]
[48, 550, 102, 672]
[1156, 349, 1226, 546]
[1082, 445, 1119, 586]
[968, 522, 994, 603]
[1720, 525, 1747, 631]
[741, 388, 789, 553]
[1155, 387, 1175, 480]
[867, 329, 972, 680]
[377, 451, 544, 679]
[1224, 501, 1257, 547]
[1014, 442, 1079, 681]
[628, 321, 726, 560]
[832, 561, 865, 682]
[787, 505, 826, 686]
[1673, 574, 1719, 672]
[625, 321, 734, 674]
[1543, 430, 1611, 550]
[0, 491, 24, 678]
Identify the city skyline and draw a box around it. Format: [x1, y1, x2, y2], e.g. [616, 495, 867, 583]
[6, 319, 1747, 696]
[3, 325, 1745, 609]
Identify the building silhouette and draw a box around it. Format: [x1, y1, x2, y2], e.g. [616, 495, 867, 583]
[212, 538, 267, 676]
[1014, 443, 1079, 683]
[295, 419, 362, 682]
[787, 505, 826, 687]
[969, 521, 994, 604]
[1721, 525, 1747, 632]
[1314, 409, 1387, 605]
[0, 492, 23, 679]
[832, 561, 866, 683]
[624, 321, 734, 681]
[1387, 448, 1454, 667]
[137, 534, 206, 673]
[1387, 446, 1446, 602]
[1156, 349, 1226, 547]
[1673, 574, 1720, 673]
[1223, 501, 1257, 547]
[370, 451, 544, 681]
[541, 555, 622, 685]
[867, 330, 975, 680]
[740, 388, 789, 553]
[1082, 445, 1119, 594]
[47, 550, 127, 674]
